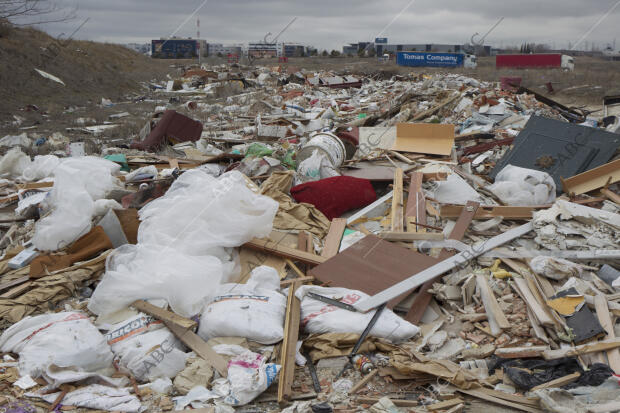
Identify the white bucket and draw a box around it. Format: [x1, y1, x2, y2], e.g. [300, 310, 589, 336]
[297, 132, 346, 167]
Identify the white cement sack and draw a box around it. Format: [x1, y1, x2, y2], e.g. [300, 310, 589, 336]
[223, 348, 280, 406]
[198, 266, 286, 344]
[104, 313, 188, 382]
[488, 164, 556, 206]
[530, 256, 583, 280]
[28, 384, 141, 412]
[0, 312, 113, 378]
[296, 286, 419, 342]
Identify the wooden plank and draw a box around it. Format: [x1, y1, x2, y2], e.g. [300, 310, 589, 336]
[513, 278, 554, 326]
[594, 294, 620, 374]
[561, 159, 620, 195]
[355, 222, 533, 312]
[543, 338, 620, 360]
[456, 389, 543, 413]
[297, 231, 312, 253]
[309, 234, 439, 306]
[16, 182, 54, 190]
[277, 280, 302, 403]
[348, 369, 378, 394]
[245, 238, 326, 266]
[404, 201, 479, 324]
[476, 274, 511, 336]
[440, 205, 537, 219]
[321, 218, 347, 259]
[377, 231, 444, 241]
[355, 397, 418, 407]
[530, 372, 581, 391]
[427, 398, 464, 411]
[132, 300, 197, 330]
[165, 321, 228, 377]
[280, 276, 314, 287]
[406, 172, 426, 233]
[391, 168, 404, 232]
[601, 188, 620, 205]
[495, 346, 547, 359]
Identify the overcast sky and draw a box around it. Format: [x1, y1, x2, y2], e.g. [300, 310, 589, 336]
[29, 0, 620, 50]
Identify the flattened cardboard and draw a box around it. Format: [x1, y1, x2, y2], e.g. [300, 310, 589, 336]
[393, 123, 455, 156]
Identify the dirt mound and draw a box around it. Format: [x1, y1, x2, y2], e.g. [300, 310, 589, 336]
[0, 23, 173, 122]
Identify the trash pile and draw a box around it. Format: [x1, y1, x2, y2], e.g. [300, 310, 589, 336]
[0, 63, 618, 413]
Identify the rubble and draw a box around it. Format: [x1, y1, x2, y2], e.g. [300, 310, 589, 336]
[0, 61, 618, 413]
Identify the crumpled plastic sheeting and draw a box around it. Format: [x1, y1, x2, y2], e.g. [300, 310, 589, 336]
[89, 170, 278, 318]
[260, 170, 330, 238]
[0, 147, 32, 178]
[428, 174, 486, 205]
[32, 157, 121, 251]
[488, 164, 556, 206]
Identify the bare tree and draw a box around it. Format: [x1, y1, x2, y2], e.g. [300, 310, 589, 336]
[0, 0, 75, 25]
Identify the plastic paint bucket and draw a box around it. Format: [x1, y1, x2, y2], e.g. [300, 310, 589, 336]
[297, 132, 346, 167]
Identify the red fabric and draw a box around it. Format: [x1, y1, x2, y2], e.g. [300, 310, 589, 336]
[290, 176, 377, 220]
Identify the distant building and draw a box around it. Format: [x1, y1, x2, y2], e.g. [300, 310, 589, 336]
[151, 37, 207, 59]
[248, 42, 280, 58]
[208, 43, 243, 57]
[343, 41, 490, 56]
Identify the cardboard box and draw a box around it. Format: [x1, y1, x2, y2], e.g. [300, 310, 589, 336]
[393, 123, 455, 156]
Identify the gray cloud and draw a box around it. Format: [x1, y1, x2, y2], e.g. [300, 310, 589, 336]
[30, 0, 620, 50]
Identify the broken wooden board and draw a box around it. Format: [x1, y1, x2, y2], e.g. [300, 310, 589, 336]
[132, 300, 197, 330]
[530, 372, 581, 391]
[277, 280, 302, 403]
[594, 294, 620, 374]
[406, 172, 426, 233]
[543, 338, 620, 360]
[391, 168, 404, 232]
[404, 200, 479, 324]
[495, 346, 547, 359]
[321, 218, 347, 259]
[165, 321, 228, 377]
[440, 205, 538, 219]
[244, 238, 326, 266]
[561, 159, 620, 195]
[309, 234, 439, 303]
[456, 388, 543, 413]
[355, 222, 533, 312]
[512, 277, 555, 327]
[601, 188, 620, 205]
[476, 274, 511, 336]
[377, 231, 444, 241]
[341, 163, 415, 181]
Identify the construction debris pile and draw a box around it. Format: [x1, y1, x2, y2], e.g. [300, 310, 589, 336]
[0, 63, 618, 413]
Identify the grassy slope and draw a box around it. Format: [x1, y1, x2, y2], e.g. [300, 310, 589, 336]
[0, 24, 172, 121]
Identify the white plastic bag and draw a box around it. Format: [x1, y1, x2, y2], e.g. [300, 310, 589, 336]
[89, 170, 279, 318]
[0, 312, 113, 378]
[105, 313, 188, 382]
[295, 286, 419, 342]
[488, 165, 556, 206]
[198, 266, 286, 344]
[21, 155, 60, 181]
[297, 149, 339, 182]
[0, 147, 31, 178]
[32, 157, 121, 251]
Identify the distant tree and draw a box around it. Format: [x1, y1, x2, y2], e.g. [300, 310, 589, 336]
[310, 49, 318, 56]
[357, 49, 365, 57]
[330, 49, 340, 57]
[0, 0, 75, 25]
[321, 50, 328, 57]
[217, 52, 223, 57]
[367, 48, 376, 57]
